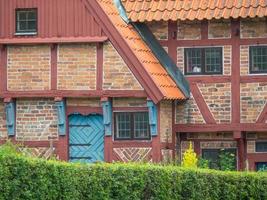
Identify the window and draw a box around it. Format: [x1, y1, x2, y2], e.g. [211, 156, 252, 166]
[184, 47, 223, 75]
[16, 9, 37, 34]
[250, 46, 267, 73]
[202, 148, 236, 170]
[256, 162, 267, 171]
[114, 112, 150, 140]
[256, 141, 267, 152]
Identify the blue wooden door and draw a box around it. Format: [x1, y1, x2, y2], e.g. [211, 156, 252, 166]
[69, 114, 104, 163]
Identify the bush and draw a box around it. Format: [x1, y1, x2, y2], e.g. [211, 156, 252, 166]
[181, 142, 198, 168]
[0, 147, 267, 200]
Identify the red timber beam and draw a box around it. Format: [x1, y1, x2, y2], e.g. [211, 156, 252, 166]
[190, 83, 216, 124]
[256, 102, 267, 123]
[50, 44, 58, 90]
[0, 45, 7, 94]
[96, 43, 103, 91]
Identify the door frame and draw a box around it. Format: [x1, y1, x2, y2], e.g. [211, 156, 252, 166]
[57, 106, 102, 161]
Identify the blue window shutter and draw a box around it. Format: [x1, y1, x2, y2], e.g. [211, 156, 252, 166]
[147, 100, 158, 136]
[5, 101, 16, 136]
[101, 100, 112, 136]
[56, 100, 66, 136]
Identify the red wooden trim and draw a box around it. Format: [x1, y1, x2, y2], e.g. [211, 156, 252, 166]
[174, 123, 267, 132]
[168, 21, 177, 63]
[194, 140, 201, 156]
[190, 83, 216, 124]
[82, 0, 164, 103]
[201, 20, 208, 40]
[67, 106, 103, 116]
[231, 20, 241, 124]
[240, 75, 267, 83]
[237, 137, 246, 171]
[0, 140, 58, 147]
[151, 103, 161, 162]
[113, 107, 148, 112]
[51, 44, 57, 90]
[0, 45, 7, 93]
[104, 136, 112, 162]
[2, 90, 147, 98]
[96, 43, 103, 90]
[187, 76, 231, 83]
[172, 100, 176, 159]
[256, 102, 267, 123]
[0, 36, 108, 44]
[56, 135, 68, 161]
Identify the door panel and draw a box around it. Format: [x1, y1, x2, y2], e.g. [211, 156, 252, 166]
[69, 114, 104, 163]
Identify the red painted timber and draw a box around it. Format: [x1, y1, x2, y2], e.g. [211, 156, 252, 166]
[201, 20, 208, 40]
[67, 106, 103, 116]
[190, 83, 216, 124]
[256, 103, 267, 123]
[187, 76, 231, 83]
[237, 137, 246, 171]
[113, 107, 148, 112]
[104, 136, 113, 162]
[0, 0, 105, 39]
[0, 37, 108, 44]
[0, 45, 7, 93]
[2, 90, 147, 98]
[96, 43, 103, 90]
[247, 153, 267, 170]
[241, 75, 267, 83]
[51, 44, 57, 90]
[168, 21, 177, 63]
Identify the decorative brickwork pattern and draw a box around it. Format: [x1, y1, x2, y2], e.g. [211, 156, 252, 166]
[7, 45, 50, 91]
[208, 19, 231, 39]
[160, 101, 172, 143]
[177, 21, 201, 40]
[223, 45, 232, 75]
[176, 94, 205, 124]
[57, 44, 96, 90]
[146, 21, 168, 40]
[187, 132, 233, 140]
[177, 47, 184, 73]
[241, 83, 267, 123]
[161, 149, 173, 163]
[198, 83, 231, 123]
[113, 147, 152, 162]
[240, 45, 249, 75]
[0, 102, 7, 139]
[16, 99, 58, 141]
[103, 42, 143, 90]
[66, 98, 101, 107]
[241, 18, 267, 38]
[113, 98, 147, 107]
[19, 147, 55, 159]
[200, 141, 237, 149]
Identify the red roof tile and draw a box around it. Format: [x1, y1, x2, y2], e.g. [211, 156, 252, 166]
[96, 0, 186, 100]
[121, 0, 267, 22]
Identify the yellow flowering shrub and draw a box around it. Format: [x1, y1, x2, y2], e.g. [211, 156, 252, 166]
[182, 142, 198, 168]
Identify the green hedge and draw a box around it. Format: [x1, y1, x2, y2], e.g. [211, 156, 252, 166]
[0, 150, 267, 200]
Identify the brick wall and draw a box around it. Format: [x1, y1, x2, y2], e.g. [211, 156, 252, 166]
[208, 19, 231, 39]
[16, 99, 58, 141]
[187, 132, 233, 140]
[0, 102, 7, 139]
[176, 94, 205, 124]
[240, 83, 267, 123]
[103, 42, 143, 90]
[198, 83, 231, 123]
[177, 20, 201, 40]
[240, 45, 249, 75]
[200, 141, 237, 149]
[160, 101, 172, 143]
[241, 18, 267, 38]
[57, 44, 96, 90]
[66, 98, 101, 107]
[113, 98, 146, 107]
[7, 45, 50, 91]
[146, 21, 168, 40]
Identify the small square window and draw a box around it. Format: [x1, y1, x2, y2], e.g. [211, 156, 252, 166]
[16, 9, 37, 34]
[185, 47, 223, 75]
[114, 112, 150, 140]
[250, 46, 267, 74]
[255, 141, 267, 152]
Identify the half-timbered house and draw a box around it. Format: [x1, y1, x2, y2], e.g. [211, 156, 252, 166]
[0, 0, 267, 171]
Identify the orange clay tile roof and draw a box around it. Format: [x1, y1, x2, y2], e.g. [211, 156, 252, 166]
[121, 0, 267, 22]
[97, 0, 186, 100]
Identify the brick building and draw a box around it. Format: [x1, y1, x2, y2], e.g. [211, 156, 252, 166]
[0, 0, 267, 171]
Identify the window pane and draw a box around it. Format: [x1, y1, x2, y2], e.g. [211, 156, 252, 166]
[185, 48, 202, 74]
[16, 9, 37, 33]
[256, 141, 267, 152]
[202, 149, 220, 169]
[256, 162, 267, 171]
[134, 112, 149, 139]
[116, 113, 131, 139]
[205, 48, 222, 73]
[250, 46, 267, 73]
